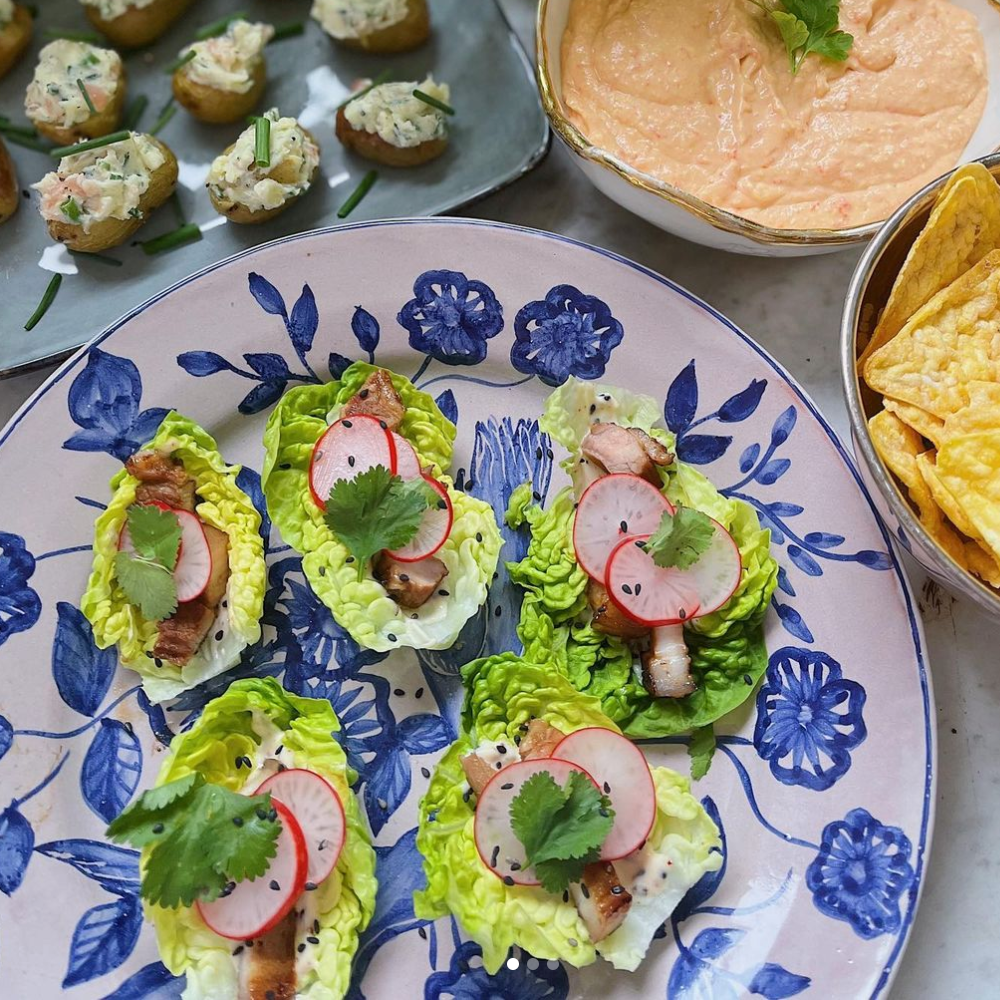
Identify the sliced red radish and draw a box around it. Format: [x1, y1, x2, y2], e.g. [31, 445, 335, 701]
[257, 768, 345, 886]
[552, 728, 656, 861]
[605, 517, 741, 627]
[196, 800, 307, 941]
[119, 507, 211, 603]
[391, 433, 422, 481]
[573, 473, 674, 581]
[309, 415, 397, 509]
[386, 475, 453, 563]
[473, 757, 600, 886]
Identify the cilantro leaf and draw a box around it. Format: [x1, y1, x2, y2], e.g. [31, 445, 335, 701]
[748, 0, 853, 74]
[323, 465, 432, 580]
[688, 724, 716, 781]
[107, 773, 281, 908]
[643, 506, 715, 571]
[115, 551, 178, 621]
[510, 770, 614, 894]
[127, 504, 182, 570]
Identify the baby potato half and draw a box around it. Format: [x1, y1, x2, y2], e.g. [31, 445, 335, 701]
[0, 135, 19, 225]
[84, 0, 196, 49]
[0, 3, 32, 81]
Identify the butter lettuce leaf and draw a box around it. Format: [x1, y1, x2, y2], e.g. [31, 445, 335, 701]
[148, 678, 377, 1000]
[81, 412, 266, 703]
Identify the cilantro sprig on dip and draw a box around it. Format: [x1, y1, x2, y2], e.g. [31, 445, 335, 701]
[115, 503, 182, 620]
[748, 0, 854, 74]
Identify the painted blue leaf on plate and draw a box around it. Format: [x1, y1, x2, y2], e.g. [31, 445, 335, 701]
[175, 351, 232, 377]
[102, 961, 185, 1000]
[776, 567, 796, 597]
[665, 359, 697, 434]
[718, 379, 767, 423]
[0, 805, 33, 895]
[247, 272, 287, 318]
[0, 531, 41, 649]
[0, 714, 11, 760]
[351, 305, 380, 356]
[365, 749, 410, 837]
[35, 839, 140, 896]
[768, 502, 805, 518]
[739, 443, 760, 474]
[770, 407, 797, 448]
[244, 352, 292, 381]
[804, 532, 845, 550]
[236, 466, 272, 551]
[689, 926, 746, 961]
[62, 894, 142, 987]
[329, 352, 353, 380]
[288, 285, 319, 361]
[435, 388, 458, 425]
[787, 547, 822, 578]
[239, 381, 287, 415]
[136, 689, 175, 748]
[748, 962, 811, 998]
[856, 550, 892, 570]
[677, 434, 732, 466]
[757, 459, 791, 486]
[52, 601, 116, 717]
[397, 713, 452, 755]
[773, 602, 815, 644]
[81, 719, 143, 823]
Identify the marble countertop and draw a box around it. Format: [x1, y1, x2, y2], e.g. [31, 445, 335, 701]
[1, 3, 995, 996]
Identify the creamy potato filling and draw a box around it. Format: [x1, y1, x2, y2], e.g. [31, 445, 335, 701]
[0, 0, 15, 28]
[345, 76, 449, 148]
[180, 19, 274, 94]
[79, 0, 157, 19]
[25, 40, 121, 127]
[33, 133, 166, 232]
[310, 0, 409, 39]
[206, 109, 319, 213]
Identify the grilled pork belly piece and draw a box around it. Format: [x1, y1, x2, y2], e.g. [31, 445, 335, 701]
[641, 624, 696, 698]
[152, 598, 215, 664]
[569, 860, 633, 943]
[126, 450, 197, 511]
[587, 579, 649, 640]
[518, 719, 565, 761]
[374, 551, 448, 608]
[342, 369, 406, 432]
[241, 908, 297, 1000]
[581, 423, 673, 486]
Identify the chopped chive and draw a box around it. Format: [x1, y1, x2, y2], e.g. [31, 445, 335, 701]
[60, 197, 81, 223]
[151, 101, 176, 136]
[195, 12, 245, 40]
[3, 131, 49, 153]
[77, 79, 97, 116]
[0, 120, 38, 140]
[337, 170, 377, 219]
[24, 274, 62, 332]
[70, 250, 122, 267]
[412, 90, 455, 116]
[270, 21, 304, 42]
[336, 69, 391, 111]
[164, 49, 196, 75]
[170, 191, 186, 227]
[254, 115, 270, 167]
[141, 223, 202, 256]
[123, 94, 148, 131]
[50, 130, 130, 159]
[44, 28, 101, 43]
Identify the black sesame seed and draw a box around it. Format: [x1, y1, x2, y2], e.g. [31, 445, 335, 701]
[611, 885, 624, 895]
[589, 404, 596, 414]
[568, 938, 578, 948]
[278, 462, 291, 471]
[599, 808, 609, 818]
[603, 781, 610, 793]
[222, 600, 228, 608]
[245, 940, 254, 947]
[154, 658, 163, 668]
[410, 613, 418, 619]
[536, 446, 543, 460]
[532, 490, 541, 502]
[319, 565, 326, 576]
[420, 766, 430, 779]
[503, 875, 515, 886]
[679, 608, 687, 620]
[622, 584, 633, 595]
[359, 389, 370, 399]
[580, 882, 590, 899]
[546, 448, 554, 460]
[215, 630, 224, 641]
[345, 556, 354, 564]
[437, 499, 447, 510]
[379, 420, 388, 430]
[495, 762, 503, 770]
[466, 480, 474, 490]
[496, 744, 507, 755]
[620, 520, 628, 532]
[562, 890, 570, 903]
[510, 861, 521, 871]
[145, 650, 153, 658]
[463, 787, 473, 803]
[232, 946, 244, 956]
[476, 532, 483, 543]
[276, 745, 284, 755]
[297, 943, 306, 953]
[394, 687, 405, 697]
[634, 539, 644, 548]
[418, 926, 428, 940]
[305, 882, 318, 891]
[256, 807, 267, 820]
[387, 633, 397, 642]
[343, 419, 353, 428]
[744, 674, 753, 685]
[268, 808, 278, 822]
[152, 822, 164, 834]
[278, 763, 287, 772]
[269, 880, 280, 890]
[501, 782, 514, 790]
[416, 687, 424, 699]
[233, 816, 244, 827]
[307, 936, 320, 945]
[490, 845, 500, 868]
[348, 455, 356, 468]
[494, 606, 502, 617]
[438, 589, 449, 597]
[399, 573, 410, 582]
[634, 583, 642, 596]
[235, 757, 244, 768]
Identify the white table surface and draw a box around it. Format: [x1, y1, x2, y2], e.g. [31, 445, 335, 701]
[1, 3, 996, 996]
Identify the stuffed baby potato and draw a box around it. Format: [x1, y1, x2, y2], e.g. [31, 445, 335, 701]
[80, 0, 196, 49]
[311, 0, 429, 53]
[33, 132, 178, 252]
[206, 109, 319, 224]
[25, 40, 126, 145]
[172, 19, 273, 124]
[0, 136, 18, 225]
[0, 1, 32, 81]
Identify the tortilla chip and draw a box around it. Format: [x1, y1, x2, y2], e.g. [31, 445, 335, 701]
[964, 540, 1000, 587]
[863, 250, 1000, 420]
[936, 430, 1000, 564]
[940, 381, 1000, 440]
[915, 451, 979, 539]
[859, 164, 1000, 366]
[882, 397, 944, 448]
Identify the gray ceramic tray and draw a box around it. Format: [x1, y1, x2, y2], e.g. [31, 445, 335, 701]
[0, 0, 548, 376]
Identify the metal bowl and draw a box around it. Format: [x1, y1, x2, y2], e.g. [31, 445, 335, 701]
[536, 0, 1000, 257]
[841, 152, 1000, 616]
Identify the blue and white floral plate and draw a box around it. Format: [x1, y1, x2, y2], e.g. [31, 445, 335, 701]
[0, 219, 931, 999]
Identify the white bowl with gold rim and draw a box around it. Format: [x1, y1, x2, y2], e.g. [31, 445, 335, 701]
[536, 0, 1000, 257]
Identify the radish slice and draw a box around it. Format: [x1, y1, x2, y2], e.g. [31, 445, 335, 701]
[257, 768, 345, 886]
[196, 800, 307, 941]
[473, 757, 600, 886]
[605, 518, 741, 627]
[552, 728, 657, 861]
[119, 507, 211, 603]
[391, 433, 422, 481]
[309, 415, 397, 509]
[573, 473, 674, 582]
[386, 475, 453, 563]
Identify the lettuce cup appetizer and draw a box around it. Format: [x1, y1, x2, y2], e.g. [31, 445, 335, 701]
[262, 363, 502, 652]
[311, 0, 429, 53]
[81, 0, 196, 49]
[81, 412, 266, 703]
[336, 76, 451, 168]
[508, 380, 778, 738]
[207, 109, 320, 224]
[172, 19, 274, 125]
[107, 679, 378, 1000]
[416, 653, 721, 973]
[0, 1, 32, 81]
[25, 39, 126, 144]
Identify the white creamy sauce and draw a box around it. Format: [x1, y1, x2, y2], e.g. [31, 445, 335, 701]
[38, 244, 78, 275]
[298, 65, 351, 131]
[612, 842, 674, 900]
[176, 159, 212, 191]
[474, 737, 521, 773]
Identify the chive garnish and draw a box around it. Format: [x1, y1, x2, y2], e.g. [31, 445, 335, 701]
[77, 79, 97, 116]
[50, 130, 130, 159]
[337, 170, 377, 219]
[0, 120, 38, 140]
[141, 223, 202, 256]
[412, 90, 455, 116]
[123, 94, 148, 131]
[170, 191, 186, 227]
[336, 69, 391, 111]
[195, 12, 245, 40]
[24, 274, 62, 332]
[254, 116, 270, 168]
[60, 197, 82, 223]
[3, 131, 49, 153]
[270, 22, 304, 42]
[164, 49, 196, 75]
[70, 250, 122, 267]
[151, 100, 176, 136]
[44, 28, 101, 43]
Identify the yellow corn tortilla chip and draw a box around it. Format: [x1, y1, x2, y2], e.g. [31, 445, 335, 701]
[882, 397, 944, 449]
[863, 250, 1000, 420]
[859, 163, 1000, 366]
[936, 430, 1000, 564]
[964, 539, 1000, 587]
[915, 451, 979, 539]
[940, 381, 1000, 441]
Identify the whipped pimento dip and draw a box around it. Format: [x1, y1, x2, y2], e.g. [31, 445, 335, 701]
[560, 0, 987, 230]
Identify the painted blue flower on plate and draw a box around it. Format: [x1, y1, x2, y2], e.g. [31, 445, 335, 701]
[0, 532, 41, 648]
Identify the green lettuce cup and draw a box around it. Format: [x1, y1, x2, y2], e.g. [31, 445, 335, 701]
[507, 379, 779, 737]
[414, 654, 721, 974]
[81, 411, 266, 703]
[147, 678, 378, 1000]
[261, 363, 502, 652]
